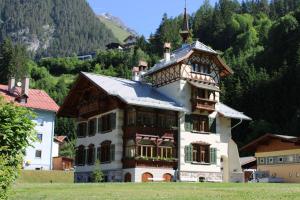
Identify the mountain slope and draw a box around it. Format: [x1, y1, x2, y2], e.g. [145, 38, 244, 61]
[98, 13, 138, 43]
[0, 0, 117, 58]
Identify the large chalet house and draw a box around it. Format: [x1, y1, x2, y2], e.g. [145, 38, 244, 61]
[58, 8, 251, 183]
[0, 77, 59, 170]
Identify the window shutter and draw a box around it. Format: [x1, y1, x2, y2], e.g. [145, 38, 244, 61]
[209, 117, 216, 133]
[184, 115, 192, 132]
[98, 117, 102, 134]
[92, 147, 96, 165]
[83, 149, 87, 165]
[75, 149, 78, 165]
[110, 113, 116, 130]
[210, 148, 217, 164]
[110, 144, 115, 161]
[96, 147, 101, 162]
[184, 145, 192, 163]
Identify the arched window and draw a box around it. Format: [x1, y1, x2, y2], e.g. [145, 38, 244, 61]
[75, 145, 86, 166]
[77, 122, 87, 138]
[142, 172, 153, 182]
[87, 144, 95, 165]
[100, 141, 115, 163]
[163, 173, 173, 182]
[125, 140, 135, 158]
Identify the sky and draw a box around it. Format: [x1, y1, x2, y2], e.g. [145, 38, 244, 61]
[87, 0, 217, 38]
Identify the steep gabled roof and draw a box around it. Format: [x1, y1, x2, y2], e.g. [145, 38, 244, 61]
[144, 41, 233, 76]
[0, 84, 59, 112]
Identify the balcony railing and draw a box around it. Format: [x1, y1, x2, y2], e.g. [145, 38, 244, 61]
[123, 126, 177, 138]
[191, 97, 216, 112]
[123, 157, 178, 169]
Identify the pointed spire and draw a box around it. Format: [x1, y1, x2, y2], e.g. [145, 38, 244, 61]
[180, 0, 191, 43]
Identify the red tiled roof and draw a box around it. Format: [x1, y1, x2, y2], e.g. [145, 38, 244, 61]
[0, 84, 59, 112]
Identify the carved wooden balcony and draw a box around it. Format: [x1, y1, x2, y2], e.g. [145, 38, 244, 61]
[123, 126, 177, 139]
[123, 157, 178, 169]
[191, 97, 217, 113]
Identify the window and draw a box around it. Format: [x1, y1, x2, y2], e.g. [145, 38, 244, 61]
[191, 63, 210, 74]
[87, 144, 95, 165]
[268, 157, 274, 164]
[99, 113, 116, 133]
[192, 115, 209, 132]
[36, 118, 44, 126]
[259, 158, 265, 164]
[139, 146, 155, 158]
[127, 109, 136, 125]
[88, 118, 97, 136]
[137, 111, 155, 127]
[192, 144, 209, 163]
[125, 140, 135, 158]
[77, 122, 87, 138]
[160, 147, 173, 159]
[100, 141, 115, 163]
[75, 145, 86, 166]
[37, 133, 43, 142]
[278, 157, 284, 163]
[35, 150, 42, 158]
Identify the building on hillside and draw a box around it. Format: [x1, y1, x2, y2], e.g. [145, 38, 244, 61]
[0, 77, 59, 170]
[57, 6, 251, 183]
[106, 42, 124, 50]
[240, 133, 300, 183]
[123, 35, 137, 49]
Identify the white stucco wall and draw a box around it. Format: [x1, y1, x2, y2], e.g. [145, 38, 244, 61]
[23, 110, 55, 170]
[52, 141, 59, 158]
[123, 167, 175, 182]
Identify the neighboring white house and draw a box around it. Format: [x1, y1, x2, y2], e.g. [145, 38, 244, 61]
[0, 77, 59, 170]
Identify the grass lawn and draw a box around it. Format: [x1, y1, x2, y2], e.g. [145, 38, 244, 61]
[10, 182, 300, 200]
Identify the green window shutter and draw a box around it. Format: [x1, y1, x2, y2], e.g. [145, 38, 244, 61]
[209, 117, 216, 133]
[185, 145, 192, 163]
[110, 113, 116, 130]
[110, 144, 115, 161]
[96, 147, 101, 162]
[98, 117, 102, 134]
[185, 115, 192, 132]
[210, 148, 217, 164]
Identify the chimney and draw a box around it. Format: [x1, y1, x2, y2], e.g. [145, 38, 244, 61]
[8, 77, 15, 94]
[21, 77, 30, 97]
[164, 43, 171, 62]
[132, 60, 148, 81]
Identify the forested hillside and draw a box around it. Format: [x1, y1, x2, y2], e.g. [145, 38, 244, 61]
[1, 0, 300, 149]
[0, 0, 116, 58]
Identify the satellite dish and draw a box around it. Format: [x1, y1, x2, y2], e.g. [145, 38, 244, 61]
[17, 82, 22, 87]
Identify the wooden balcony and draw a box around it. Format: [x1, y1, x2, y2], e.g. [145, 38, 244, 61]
[191, 97, 217, 113]
[123, 157, 177, 169]
[123, 126, 177, 139]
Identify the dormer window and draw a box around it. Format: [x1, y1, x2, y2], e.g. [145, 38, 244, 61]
[191, 63, 210, 74]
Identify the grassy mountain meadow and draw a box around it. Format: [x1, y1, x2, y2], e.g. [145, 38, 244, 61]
[1, 0, 300, 150]
[98, 13, 137, 43]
